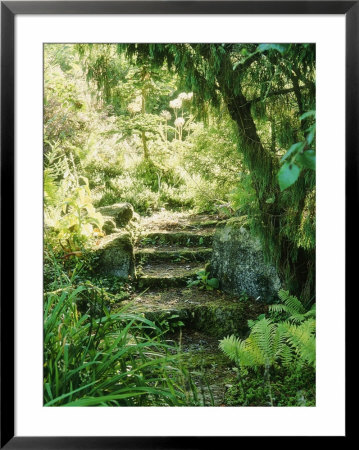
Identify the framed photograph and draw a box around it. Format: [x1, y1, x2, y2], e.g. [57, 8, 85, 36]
[1, 1, 352, 446]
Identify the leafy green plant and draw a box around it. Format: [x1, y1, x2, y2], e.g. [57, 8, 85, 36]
[45, 168, 104, 252]
[157, 313, 185, 335]
[220, 291, 315, 370]
[239, 291, 250, 302]
[220, 318, 292, 369]
[44, 284, 197, 406]
[219, 290, 315, 405]
[187, 270, 219, 290]
[224, 364, 315, 406]
[278, 111, 316, 191]
[269, 289, 315, 323]
[140, 236, 159, 247]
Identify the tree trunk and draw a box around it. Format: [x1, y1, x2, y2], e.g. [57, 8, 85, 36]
[141, 87, 149, 160]
[225, 90, 314, 302]
[141, 130, 149, 160]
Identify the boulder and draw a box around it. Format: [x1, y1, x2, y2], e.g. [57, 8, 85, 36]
[94, 232, 135, 278]
[97, 203, 134, 228]
[210, 218, 280, 302]
[102, 217, 117, 235]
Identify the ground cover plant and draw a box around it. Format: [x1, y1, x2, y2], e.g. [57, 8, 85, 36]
[44, 43, 316, 407]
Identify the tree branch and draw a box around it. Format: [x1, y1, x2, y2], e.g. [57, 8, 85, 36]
[249, 84, 312, 105]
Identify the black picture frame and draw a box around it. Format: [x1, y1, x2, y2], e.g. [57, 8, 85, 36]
[1, 1, 353, 447]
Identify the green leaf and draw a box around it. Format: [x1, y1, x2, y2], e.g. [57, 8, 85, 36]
[188, 280, 200, 287]
[278, 163, 301, 191]
[306, 129, 315, 145]
[300, 110, 315, 121]
[207, 278, 219, 289]
[296, 150, 316, 170]
[258, 44, 287, 54]
[280, 142, 305, 163]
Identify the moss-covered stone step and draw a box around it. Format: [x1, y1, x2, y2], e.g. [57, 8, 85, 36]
[138, 231, 213, 248]
[167, 329, 238, 406]
[136, 263, 203, 288]
[140, 212, 225, 233]
[122, 287, 267, 338]
[135, 247, 212, 264]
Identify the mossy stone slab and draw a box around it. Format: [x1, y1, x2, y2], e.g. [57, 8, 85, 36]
[211, 219, 281, 302]
[94, 232, 135, 279]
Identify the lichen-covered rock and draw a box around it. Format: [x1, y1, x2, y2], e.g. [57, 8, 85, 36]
[102, 217, 117, 235]
[97, 203, 134, 228]
[132, 212, 141, 222]
[121, 288, 267, 339]
[211, 218, 281, 302]
[94, 232, 135, 278]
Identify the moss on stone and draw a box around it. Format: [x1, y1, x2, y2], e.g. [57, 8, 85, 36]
[97, 202, 134, 227]
[123, 288, 267, 339]
[102, 216, 117, 235]
[94, 232, 135, 278]
[141, 232, 213, 247]
[211, 219, 280, 302]
[135, 247, 212, 263]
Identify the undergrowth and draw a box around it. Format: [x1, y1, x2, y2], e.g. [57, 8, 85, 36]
[43, 247, 199, 407]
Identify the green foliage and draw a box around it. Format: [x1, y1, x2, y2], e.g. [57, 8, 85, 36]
[45, 172, 104, 251]
[43, 251, 198, 407]
[224, 365, 315, 406]
[44, 43, 318, 407]
[278, 111, 316, 191]
[156, 313, 185, 335]
[281, 319, 316, 368]
[269, 289, 316, 323]
[219, 290, 315, 371]
[219, 290, 315, 406]
[220, 318, 291, 369]
[187, 270, 219, 291]
[115, 43, 316, 302]
[44, 290, 194, 406]
[278, 162, 301, 191]
[239, 292, 250, 302]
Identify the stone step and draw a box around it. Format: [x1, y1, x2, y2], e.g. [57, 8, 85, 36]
[139, 213, 225, 234]
[135, 247, 212, 264]
[122, 287, 267, 339]
[138, 231, 213, 248]
[136, 263, 203, 288]
[167, 329, 238, 406]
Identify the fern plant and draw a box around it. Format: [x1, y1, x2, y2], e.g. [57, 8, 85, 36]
[282, 319, 316, 367]
[219, 290, 316, 405]
[220, 291, 315, 370]
[219, 318, 291, 369]
[269, 289, 315, 323]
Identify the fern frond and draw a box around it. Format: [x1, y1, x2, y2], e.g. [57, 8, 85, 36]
[219, 335, 246, 366]
[278, 289, 305, 315]
[268, 304, 289, 314]
[304, 304, 316, 319]
[280, 343, 293, 367]
[220, 292, 316, 372]
[282, 319, 316, 367]
[44, 168, 59, 207]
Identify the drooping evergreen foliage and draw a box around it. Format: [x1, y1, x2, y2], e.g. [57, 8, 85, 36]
[79, 43, 316, 302]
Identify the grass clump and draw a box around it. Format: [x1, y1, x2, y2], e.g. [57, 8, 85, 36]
[43, 250, 198, 407]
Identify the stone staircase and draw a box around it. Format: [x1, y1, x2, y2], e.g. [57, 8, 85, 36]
[120, 213, 267, 406]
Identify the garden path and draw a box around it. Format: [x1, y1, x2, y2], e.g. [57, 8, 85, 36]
[123, 211, 266, 406]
